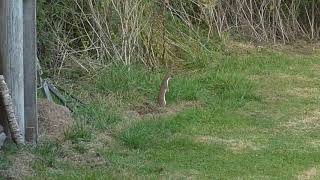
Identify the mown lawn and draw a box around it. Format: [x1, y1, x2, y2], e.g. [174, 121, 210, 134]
[2, 45, 320, 179]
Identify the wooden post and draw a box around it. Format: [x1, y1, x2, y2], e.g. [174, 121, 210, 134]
[0, 0, 25, 142]
[24, 0, 37, 143]
[0, 1, 7, 134]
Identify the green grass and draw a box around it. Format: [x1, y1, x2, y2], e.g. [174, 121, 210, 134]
[95, 65, 163, 102]
[2, 45, 320, 179]
[64, 120, 93, 143]
[0, 142, 18, 168]
[32, 140, 64, 169]
[107, 51, 320, 179]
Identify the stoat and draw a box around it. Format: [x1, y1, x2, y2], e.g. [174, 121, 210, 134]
[158, 74, 172, 107]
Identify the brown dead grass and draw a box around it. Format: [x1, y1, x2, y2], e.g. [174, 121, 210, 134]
[308, 140, 320, 149]
[249, 73, 315, 83]
[60, 131, 114, 168]
[225, 41, 260, 55]
[159, 169, 199, 180]
[276, 73, 315, 82]
[271, 41, 320, 55]
[249, 72, 316, 104]
[193, 135, 260, 153]
[281, 110, 320, 133]
[115, 101, 201, 132]
[287, 88, 319, 98]
[0, 151, 36, 180]
[226, 40, 320, 56]
[297, 167, 317, 180]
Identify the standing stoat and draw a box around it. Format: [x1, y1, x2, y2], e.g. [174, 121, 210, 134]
[158, 74, 172, 107]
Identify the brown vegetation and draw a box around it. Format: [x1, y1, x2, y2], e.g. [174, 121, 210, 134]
[38, 0, 320, 77]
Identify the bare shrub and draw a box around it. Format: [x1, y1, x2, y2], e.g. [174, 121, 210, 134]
[38, 0, 164, 75]
[196, 0, 320, 43]
[37, 0, 320, 76]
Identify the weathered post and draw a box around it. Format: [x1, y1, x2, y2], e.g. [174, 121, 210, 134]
[24, 0, 37, 143]
[0, 1, 25, 142]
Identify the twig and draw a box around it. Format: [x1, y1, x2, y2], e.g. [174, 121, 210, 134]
[0, 75, 24, 145]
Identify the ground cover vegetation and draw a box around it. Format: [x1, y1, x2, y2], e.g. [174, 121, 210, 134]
[1, 0, 320, 179]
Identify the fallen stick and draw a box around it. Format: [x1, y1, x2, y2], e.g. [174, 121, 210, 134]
[0, 75, 24, 145]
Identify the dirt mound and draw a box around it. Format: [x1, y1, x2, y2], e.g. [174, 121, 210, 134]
[134, 102, 163, 115]
[38, 99, 74, 140]
[133, 101, 200, 117]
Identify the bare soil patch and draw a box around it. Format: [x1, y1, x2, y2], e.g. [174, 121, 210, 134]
[133, 102, 163, 116]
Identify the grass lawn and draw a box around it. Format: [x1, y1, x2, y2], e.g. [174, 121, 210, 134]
[1, 44, 320, 179]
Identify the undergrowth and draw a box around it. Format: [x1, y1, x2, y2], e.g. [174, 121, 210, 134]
[2, 44, 320, 179]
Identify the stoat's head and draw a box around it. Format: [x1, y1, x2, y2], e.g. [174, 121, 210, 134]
[164, 74, 173, 81]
